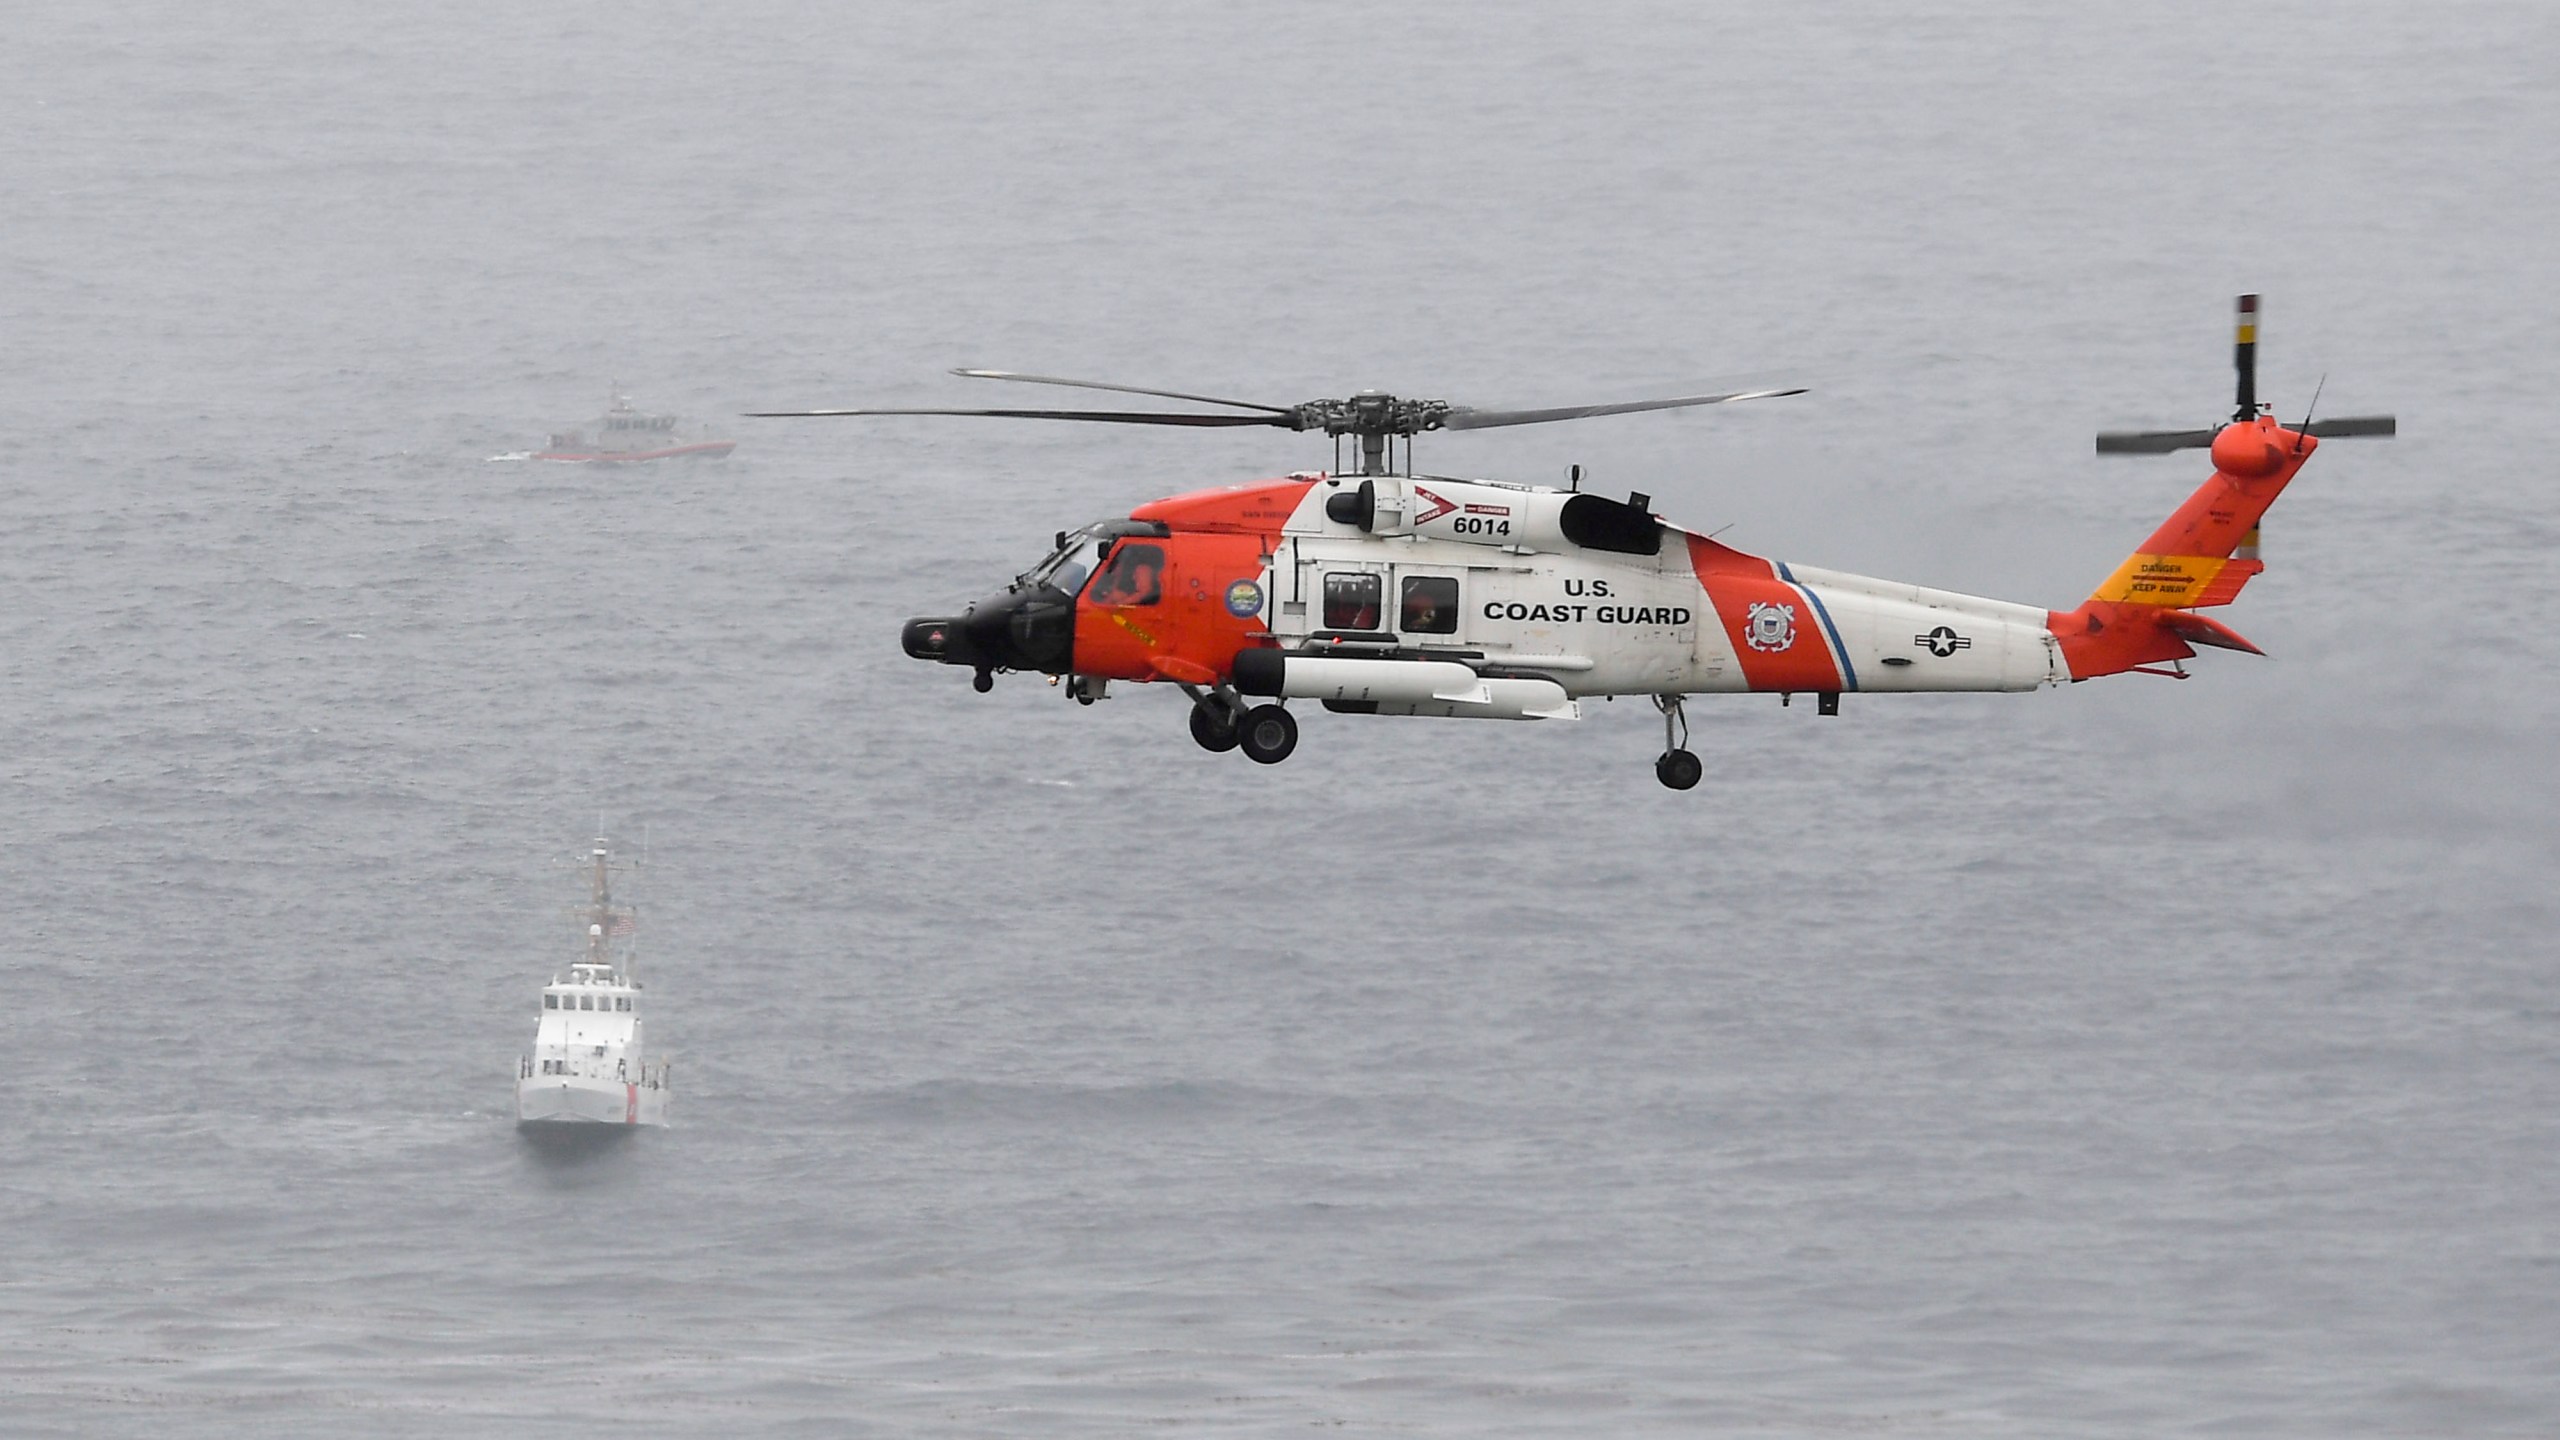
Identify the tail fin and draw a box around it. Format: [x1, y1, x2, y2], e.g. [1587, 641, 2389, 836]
[2086, 415, 2308, 610]
[2050, 417, 2315, 677]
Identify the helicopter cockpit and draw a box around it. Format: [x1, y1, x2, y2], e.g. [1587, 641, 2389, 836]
[1016, 518, 1170, 598]
[904, 518, 1171, 688]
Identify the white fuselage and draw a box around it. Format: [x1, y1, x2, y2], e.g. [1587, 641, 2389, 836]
[1258, 474, 2064, 709]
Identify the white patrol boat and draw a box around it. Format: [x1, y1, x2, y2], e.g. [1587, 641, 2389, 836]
[534, 390, 735, 464]
[515, 837, 669, 1135]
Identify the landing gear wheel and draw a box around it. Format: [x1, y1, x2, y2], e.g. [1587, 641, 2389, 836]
[971, 668, 994, 694]
[1189, 696, 1240, 753]
[1655, 748, 1703, 791]
[1237, 703, 1298, 765]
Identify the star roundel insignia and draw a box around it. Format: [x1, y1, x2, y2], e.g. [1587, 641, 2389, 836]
[1744, 600, 1797, 653]
[1915, 625, 1972, 658]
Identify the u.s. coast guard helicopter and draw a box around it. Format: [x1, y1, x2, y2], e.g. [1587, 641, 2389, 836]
[758, 296, 2389, 789]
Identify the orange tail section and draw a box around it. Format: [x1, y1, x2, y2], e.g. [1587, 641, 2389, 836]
[2049, 416, 2315, 679]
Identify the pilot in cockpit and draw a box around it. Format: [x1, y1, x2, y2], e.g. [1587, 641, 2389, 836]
[1089, 542, 1165, 606]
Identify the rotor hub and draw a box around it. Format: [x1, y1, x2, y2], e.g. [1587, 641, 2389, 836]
[1287, 394, 1453, 439]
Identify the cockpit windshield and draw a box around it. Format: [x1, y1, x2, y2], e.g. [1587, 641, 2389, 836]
[1016, 519, 1173, 596]
[1022, 525, 1108, 596]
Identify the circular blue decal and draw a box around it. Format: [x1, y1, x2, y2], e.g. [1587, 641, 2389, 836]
[1224, 579, 1265, 618]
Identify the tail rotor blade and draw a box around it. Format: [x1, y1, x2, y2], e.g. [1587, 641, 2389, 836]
[2232, 293, 2259, 421]
[2095, 428, 2218, 455]
[2302, 414, 2396, 439]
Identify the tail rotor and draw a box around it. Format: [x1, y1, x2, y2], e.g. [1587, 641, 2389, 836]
[2095, 295, 2395, 455]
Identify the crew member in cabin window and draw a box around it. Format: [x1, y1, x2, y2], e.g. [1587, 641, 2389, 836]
[1324, 573, 1380, 630]
[1088, 543, 1165, 605]
[1400, 576, 1457, 634]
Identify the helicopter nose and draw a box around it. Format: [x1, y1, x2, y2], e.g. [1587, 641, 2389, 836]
[955, 588, 1073, 675]
[901, 615, 971, 665]
[902, 588, 1076, 677]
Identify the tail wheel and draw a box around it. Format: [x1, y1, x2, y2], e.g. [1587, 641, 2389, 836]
[1655, 749, 1702, 790]
[1188, 696, 1240, 753]
[1238, 704, 1298, 765]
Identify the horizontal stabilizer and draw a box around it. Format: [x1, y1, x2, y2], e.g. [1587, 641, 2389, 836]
[2157, 609, 2264, 655]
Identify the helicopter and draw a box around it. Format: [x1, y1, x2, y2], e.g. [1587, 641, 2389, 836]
[755, 296, 2391, 789]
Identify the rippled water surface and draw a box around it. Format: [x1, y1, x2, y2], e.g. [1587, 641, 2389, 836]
[5, 3, 2557, 1435]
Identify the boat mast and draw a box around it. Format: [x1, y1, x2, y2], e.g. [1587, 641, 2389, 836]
[588, 841, 610, 967]
[574, 835, 637, 978]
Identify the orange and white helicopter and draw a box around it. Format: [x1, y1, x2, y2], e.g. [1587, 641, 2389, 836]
[759, 296, 2390, 788]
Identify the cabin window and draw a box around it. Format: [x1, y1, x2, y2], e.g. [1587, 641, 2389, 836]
[579, 995, 594, 1011]
[1399, 576, 1458, 634]
[1323, 573, 1382, 630]
[544, 995, 558, 1009]
[618, 998, 631, 1012]
[1085, 542, 1165, 606]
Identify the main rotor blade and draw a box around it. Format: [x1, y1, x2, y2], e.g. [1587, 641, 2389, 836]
[1440, 387, 1806, 431]
[2303, 414, 2396, 439]
[950, 369, 1296, 415]
[746, 405, 1291, 427]
[2095, 428, 2217, 455]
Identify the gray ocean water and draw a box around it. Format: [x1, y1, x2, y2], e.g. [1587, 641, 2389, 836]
[6, 2, 2557, 1435]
